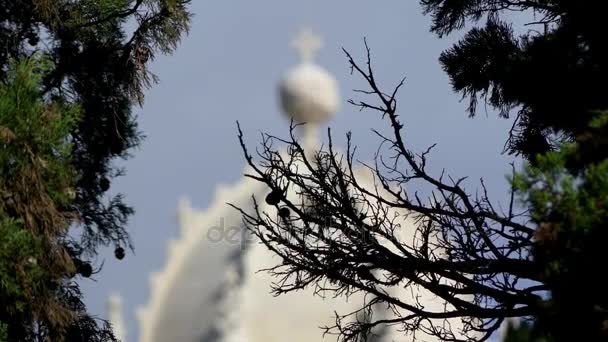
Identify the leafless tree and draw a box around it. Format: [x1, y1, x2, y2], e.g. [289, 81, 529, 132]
[233, 42, 545, 342]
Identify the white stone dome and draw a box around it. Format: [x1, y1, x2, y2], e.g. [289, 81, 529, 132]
[278, 29, 340, 125]
[278, 62, 339, 124]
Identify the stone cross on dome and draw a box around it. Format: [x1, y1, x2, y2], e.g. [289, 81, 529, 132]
[291, 28, 322, 64]
[279, 28, 340, 153]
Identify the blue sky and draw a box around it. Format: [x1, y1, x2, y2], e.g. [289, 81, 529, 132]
[80, 1, 521, 340]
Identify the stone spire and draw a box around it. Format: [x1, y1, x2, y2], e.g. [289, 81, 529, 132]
[107, 293, 127, 342]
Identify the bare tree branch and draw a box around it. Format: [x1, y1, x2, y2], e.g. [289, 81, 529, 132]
[234, 43, 542, 342]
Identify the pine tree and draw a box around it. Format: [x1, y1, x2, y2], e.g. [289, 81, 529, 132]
[421, 0, 608, 161]
[511, 112, 608, 342]
[0, 0, 191, 340]
[0, 55, 91, 340]
[502, 320, 548, 342]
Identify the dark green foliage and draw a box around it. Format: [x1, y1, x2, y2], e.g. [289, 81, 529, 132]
[419, 2, 608, 339]
[0, 216, 48, 340]
[0, 323, 7, 342]
[0, 55, 86, 341]
[1, 0, 191, 255]
[0, 0, 191, 340]
[422, 0, 608, 160]
[502, 320, 549, 342]
[512, 113, 608, 342]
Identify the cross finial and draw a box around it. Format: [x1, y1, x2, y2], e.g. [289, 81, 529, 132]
[291, 28, 322, 63]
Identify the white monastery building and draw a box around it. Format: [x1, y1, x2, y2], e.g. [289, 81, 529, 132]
[107, 29, 465, 342]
